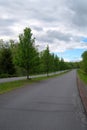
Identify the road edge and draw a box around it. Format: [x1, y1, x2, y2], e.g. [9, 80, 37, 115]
[77, 74, 87, 115]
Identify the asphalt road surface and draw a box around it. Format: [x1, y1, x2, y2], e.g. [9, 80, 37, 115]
[0, 70, 87, 130]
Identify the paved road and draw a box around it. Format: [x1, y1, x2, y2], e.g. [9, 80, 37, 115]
[0, 70, 66, 83]
[0, 70, 87, 130]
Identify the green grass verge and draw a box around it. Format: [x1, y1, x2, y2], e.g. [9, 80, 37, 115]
[77, 69, 87, 85]
[0, 70, 69, 94]
[0, 80, 32, 94]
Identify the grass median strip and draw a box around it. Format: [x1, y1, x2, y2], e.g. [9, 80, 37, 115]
[0, 71, 69, 94]
[0, 80, 31, 94]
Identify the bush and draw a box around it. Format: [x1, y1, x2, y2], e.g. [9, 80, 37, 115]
[0, 73, 18, 78]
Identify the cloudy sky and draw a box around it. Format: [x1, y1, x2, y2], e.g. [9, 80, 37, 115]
[0, 0, 87, 61]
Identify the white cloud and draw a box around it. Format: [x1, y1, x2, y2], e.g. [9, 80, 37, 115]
[0, 0, 87, 61]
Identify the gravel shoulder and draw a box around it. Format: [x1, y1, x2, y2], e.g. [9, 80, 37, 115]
[77, 75, 87, 114]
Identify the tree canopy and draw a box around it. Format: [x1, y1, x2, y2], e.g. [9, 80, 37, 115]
[81, 51, 87, 73]
[17, 27, 37, 79]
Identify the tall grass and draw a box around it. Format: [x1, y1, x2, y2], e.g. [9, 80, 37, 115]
[77, 69, 87, 85]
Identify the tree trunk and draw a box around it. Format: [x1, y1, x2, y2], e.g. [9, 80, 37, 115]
[26, 67, 31, 80]
[47, 70, 49, 77]
[27, 74, 29, 79]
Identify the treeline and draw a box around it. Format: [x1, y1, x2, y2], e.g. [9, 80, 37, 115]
[81, 51, 87, 74]
[0, 27, 80, 79]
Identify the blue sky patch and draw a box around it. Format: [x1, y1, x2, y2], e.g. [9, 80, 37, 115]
[82, 38, 87, 43]
[54, 49, 87, 61]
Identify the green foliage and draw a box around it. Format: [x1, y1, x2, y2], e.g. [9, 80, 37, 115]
[81, 51, 87, 73]
[42, 46, 50, 76]
[16, 27, 38, 79]
[0, 47, 16, 75]
[78, 69, 87, 84]
[54, 55, 60, 71]
[59, 58, 65, 70]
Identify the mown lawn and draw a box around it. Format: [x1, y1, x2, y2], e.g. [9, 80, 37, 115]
[0, 80, 32, 94]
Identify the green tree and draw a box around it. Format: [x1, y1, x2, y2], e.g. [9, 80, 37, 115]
[59, 58, 66, 70]
[9, 40, 26, 76]
[54, 55, 60, 71]
[0, 47, 16, 76]
[42, 46, 50, 76]
[39, 52, 45, 73]
[49, 53, 55, 72]
[81, 51, 87, 73]
[29, 47, 40, 74]
[17, 27, 37, 79]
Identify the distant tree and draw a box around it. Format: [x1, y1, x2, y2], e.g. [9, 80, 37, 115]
[9, 40, 19, 65]
[9, 40, 25, 76]
[42, 46, 50, 76]
[54, 55, 60, 72]
[29, 47, 40, 74]
[59, 58, 65, 70]
[49, 53, 55, 72]
[39, 52, 45, 73]
[0, 39, 4, 49]
[17, 27, 37, 79]
[81, 51, 87, 73]
[0, 47, 16, 76]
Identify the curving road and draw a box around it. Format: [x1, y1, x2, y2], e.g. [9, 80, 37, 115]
[0, 70, 87, 130]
